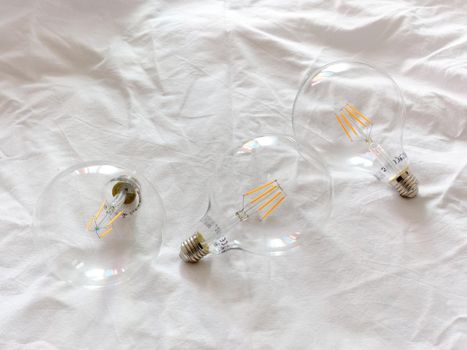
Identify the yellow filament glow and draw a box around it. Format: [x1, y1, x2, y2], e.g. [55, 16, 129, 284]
[86, 216, 95, 231]
[261, 195, 286, 220]
[335, 114, 352, 141]
[106, 211, 123, 227]
[86, 201, 105, 230]
[95, 201, 105, 220]
[347, 104, 373, 124]
[341, 112, 358, 137]
[336, 103, 374, 142]
[245, 180, 276, 196]
[243, 180, 287, 221]
[99, 227, 113, 238]
[258, 191, 281, 211]
[345, 105, 367, 127]
[250, 185, 278, 204]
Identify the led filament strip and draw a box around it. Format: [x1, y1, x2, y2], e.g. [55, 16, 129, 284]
[238, 180, 287, 221]
[335, 103, 373, 143]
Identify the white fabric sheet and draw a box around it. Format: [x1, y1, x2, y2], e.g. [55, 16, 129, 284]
[1, 1, 467, 349]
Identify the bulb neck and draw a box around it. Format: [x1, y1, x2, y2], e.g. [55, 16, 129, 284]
[109, 176, 142, 216]
[389, 167, 418, 198]
[180, 232, 210, 263]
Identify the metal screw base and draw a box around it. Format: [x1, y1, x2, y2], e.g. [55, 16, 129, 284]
[180, 232, 209, 263]
[390, 168, 418, 198]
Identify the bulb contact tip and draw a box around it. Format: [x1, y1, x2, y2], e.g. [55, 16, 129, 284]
[179, 232, 209, 263]
[390, 168, 418, 199]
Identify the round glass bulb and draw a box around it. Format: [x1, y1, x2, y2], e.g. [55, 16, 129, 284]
[33, 161, 165, 287]
[292, 61, 418, 198]
[180, 135, 332, 262]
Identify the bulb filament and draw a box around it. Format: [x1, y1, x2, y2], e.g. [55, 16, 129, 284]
[86, 190, 126, 239]
[335, 103, 373, 143]
[236, 180, 287, 222]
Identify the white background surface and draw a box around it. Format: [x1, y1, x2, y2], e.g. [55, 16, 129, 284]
[1, 1, 467, 349]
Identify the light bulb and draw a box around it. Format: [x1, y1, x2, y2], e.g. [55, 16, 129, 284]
[292, 61, 418, 198]
[179, 135, 332, 263]
[33, 162, 165, 287]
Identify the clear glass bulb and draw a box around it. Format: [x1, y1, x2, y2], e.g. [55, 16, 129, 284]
[292, 61, 418, 198]
[33, 162, 165, 287]
[179, 135, 332, 263]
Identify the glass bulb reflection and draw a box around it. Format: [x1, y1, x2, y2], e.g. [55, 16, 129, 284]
[292, 61, 418, 198]
[179, 135, 332, 263]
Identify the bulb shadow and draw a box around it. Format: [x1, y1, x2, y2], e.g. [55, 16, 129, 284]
[178, 258, 213, 288]
[361, 183, 446, 244]
[392, 193, 430, 221]
[177, 251, 256, 304]
[326, 175, 451, 256]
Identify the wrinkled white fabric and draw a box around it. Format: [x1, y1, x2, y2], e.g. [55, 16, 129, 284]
[1, 1, 466, 349]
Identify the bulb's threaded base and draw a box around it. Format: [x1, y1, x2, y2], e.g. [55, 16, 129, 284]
[180, 232, 209, 263]
[390, 168, 418, 198]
